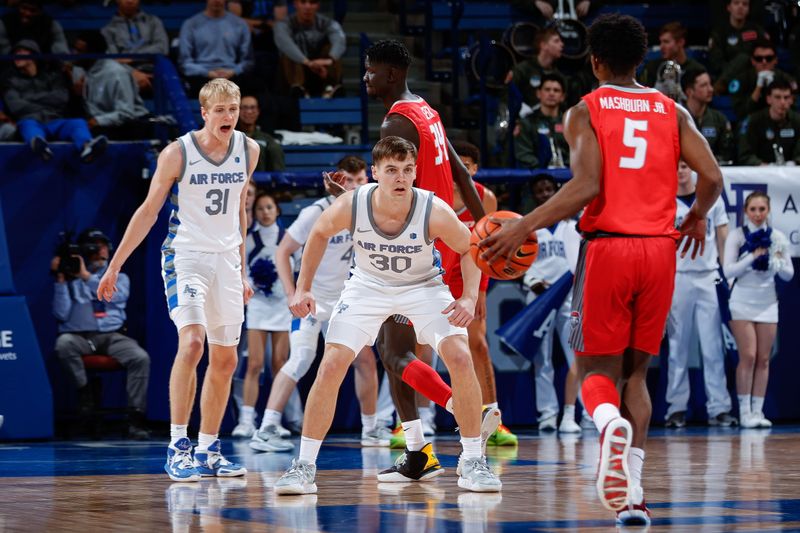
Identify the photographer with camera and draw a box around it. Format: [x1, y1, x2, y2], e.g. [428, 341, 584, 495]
[51, 228, 151, 439]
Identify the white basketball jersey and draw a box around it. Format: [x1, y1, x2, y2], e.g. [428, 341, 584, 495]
[164, 130, 249, 252]
[286, 196, 354, 301]
[675, 194, 728, 272]
[524, 220, 579, 285]
[351, 183, 443, 288]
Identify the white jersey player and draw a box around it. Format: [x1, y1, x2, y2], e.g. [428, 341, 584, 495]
[665, 161, 734, 428]
[98, 79, 258, 482]
[274, 136, 501, 495]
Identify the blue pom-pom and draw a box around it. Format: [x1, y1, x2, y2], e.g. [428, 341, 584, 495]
[745, 228, 772, 271]
[250, 257, 279, 296]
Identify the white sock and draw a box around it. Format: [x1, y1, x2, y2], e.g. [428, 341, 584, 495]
[402, 419, 425, 452]
[485, 401, 498, 410]
[298, 436, 322, 465]
[197, 432, 218, 452]
[751, 396, 765, 415]
[592, 403, 621, 433]
[628, 447, 645, 488]
[240, 405, 255, 425]
[261, 408, 283, 430]
[445, 396, 454, 414]
[461, 436, 482, 460]
[738, 394, 752, 416]
[170, 424, 188, 446]
[361, 413, 377, 432]
[563, 404, 576, 421]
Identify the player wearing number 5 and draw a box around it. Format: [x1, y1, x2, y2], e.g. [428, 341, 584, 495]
[97, 79, 259, 482]
[480, 15, 723, 525]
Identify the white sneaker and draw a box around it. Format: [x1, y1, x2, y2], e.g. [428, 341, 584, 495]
[538, 415, 557, 431]
[231, 422, 256, 438]
[740, 413, 760, 429]
[250, 424, 295, 452]
[753, 412, 773, 428]
[276, 423, 292, 438]
[275, 459, 317, 495]
[596, 417, 632, 511]
[559, 417, 582, 434]
[457, 456, 502, 492]
[361, 426, 392, 447]
[580, 413, 596, 429]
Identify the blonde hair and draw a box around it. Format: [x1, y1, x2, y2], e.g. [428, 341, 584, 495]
[199, 78, 241, 109]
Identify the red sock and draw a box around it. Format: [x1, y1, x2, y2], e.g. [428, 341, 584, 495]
[581, 374, 620, 417]
[401, 359, 453, 408]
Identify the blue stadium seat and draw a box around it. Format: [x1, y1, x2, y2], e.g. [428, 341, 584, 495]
[299, 98, 367, 143]
[282, 145, 372, 173]
[712, 95, 737, 124]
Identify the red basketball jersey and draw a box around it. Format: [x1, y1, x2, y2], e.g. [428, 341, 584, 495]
[456, 181, 485, 226]
[580, 85, 680, 238]
[387, 96, 454, 206]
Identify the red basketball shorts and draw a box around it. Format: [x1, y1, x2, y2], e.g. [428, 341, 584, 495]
[568, 236, 676, 356]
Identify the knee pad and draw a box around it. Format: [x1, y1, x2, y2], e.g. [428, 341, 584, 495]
[281, 326, 321, 381]
[207, 324, 242, 346]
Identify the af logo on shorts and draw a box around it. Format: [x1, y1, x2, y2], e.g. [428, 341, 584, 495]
[183, 285, 198, 298]
[335, 302, 349, 314]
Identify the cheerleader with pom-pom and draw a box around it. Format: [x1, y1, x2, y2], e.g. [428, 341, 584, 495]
[723, 191, 794, 429]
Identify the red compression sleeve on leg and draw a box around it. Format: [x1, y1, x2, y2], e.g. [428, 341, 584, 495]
[581, 374, 620, 417]
[401, 359, 453, 408]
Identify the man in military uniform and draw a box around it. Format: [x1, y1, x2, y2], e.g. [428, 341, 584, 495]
[682, 68, 734, 163]
[717, 39, 797, 120]
[640, 22, 704, 87]
[514, 73, 569, 168]
[236, 95, 285, 172]
[510, 27, 564, 110]
[738, 79, 800, 164]
[708, 0, 769, 75]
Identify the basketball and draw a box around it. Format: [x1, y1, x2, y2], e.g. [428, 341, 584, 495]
[470, 211, 539, 280]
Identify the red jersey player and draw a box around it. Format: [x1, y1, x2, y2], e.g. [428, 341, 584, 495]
[481, 14, 723, 526]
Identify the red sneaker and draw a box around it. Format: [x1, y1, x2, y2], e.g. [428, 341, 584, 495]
[616, 494, 651, 526]
[596, 417, 632, 511]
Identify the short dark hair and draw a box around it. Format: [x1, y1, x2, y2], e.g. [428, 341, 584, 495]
[253, 191, 280, 216]
[659, 21, 687, 42]
[539, 72, 566, 92]
[337, 155, 367, 173]
[535, 27, 561, 53]
[530, 173, 558, 190]
[587, 14, 647, 76]
[372, 136, 417, 164]
[766, 78, 793, 96]
[451, 140, 480, 165]
[366, 39, 411, 69]
[751, 38, 776, 54]
[680, 67, 709, 93]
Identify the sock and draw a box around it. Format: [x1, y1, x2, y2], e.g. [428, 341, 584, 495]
[170, 424, 188, 446]
[240, 405, 255, 426]
[461, 436, 482, 460]
[402, 419, 425, 452]
[361, 412, 377, 432]
[485, 401, 499, 410]
[592, 404, 621, 433]
[738, 394, 752, 416]
[197, 432, 218, 452]
[581, 374, 621, 432]
[563, 404, 576, 421]
[751, 396, 765, 415]
[402, 359, 453, 409]
[445, 397, 454, 414]
[261, 408, 282, 430]
[298, 436, 322, 465]
[628, 447, 645, 488]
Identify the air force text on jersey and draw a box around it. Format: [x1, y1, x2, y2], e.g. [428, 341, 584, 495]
[188, 172, 246, 185]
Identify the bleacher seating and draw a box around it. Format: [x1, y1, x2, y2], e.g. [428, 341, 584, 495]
[28, 3, 206, 33]
[282, 144, 372, 173]
[299, 98, 368, 144]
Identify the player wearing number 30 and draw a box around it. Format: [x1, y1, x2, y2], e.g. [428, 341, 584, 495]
[96, 79, 259, 482]
[274, 136, 501, 495]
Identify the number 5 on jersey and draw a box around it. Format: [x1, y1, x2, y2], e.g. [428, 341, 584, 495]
[619, 118, 648, 170]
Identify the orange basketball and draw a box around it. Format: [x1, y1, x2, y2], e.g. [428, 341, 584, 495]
[469, 211, 539, 280]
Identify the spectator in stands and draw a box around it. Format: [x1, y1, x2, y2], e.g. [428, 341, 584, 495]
[51, 228, 151, 439]
[74, 31, 152, 141]
[738, 79, 800, 165]
[101, 0, 169, 92]
[682, 68, 734, 164]
[228, 0, 287, 38]
[178, 0, 255, 96]
[0, 0, 68, 55]
[274, 0, 346, 98]
[237, 94, 285, 171]
[640, 22, 704, 88]
[514, 73, 569, 169]
[2, 40, 107, 162]
[717, 39, 796, 120]
[0, 101, 16, 141]
[509, 27, 564, 112]
[708, 0, 769, 75]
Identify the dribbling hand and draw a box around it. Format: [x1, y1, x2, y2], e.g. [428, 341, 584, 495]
[480, 216, 527, 265]
[97, 268, 118, 302]
[289, 290, 316, 318]
[677, 208, 707, 259]
[442, 297, 475, 328]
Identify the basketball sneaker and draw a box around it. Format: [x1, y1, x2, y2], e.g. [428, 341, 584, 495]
[457, 455, 502, 492]
[487, 424, 518, 447]
[596, 417, 632, 511]
[389, 424, 406, 449]
[740, 412, 761, 429]
[275, 459, 318, 495]
[559, 416, 582, 434]
[276, 423, 292, 438]
[753, 412, 773, 428]
[249, 424, 295, 452]
[376, 442, 444, 482]
[538, 414, 558, 431]
[193, 440, 247, 477]
[361, 425, 392, 447]
[708, 412, 738, 427]
[231, 422, 256, 438]
[165, 438, 201, 482]
[480, 406, 502, 453]
[616, 486, 651, 526]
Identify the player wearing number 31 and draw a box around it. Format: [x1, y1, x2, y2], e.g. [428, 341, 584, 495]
[479, 14, 723, 525]
[97, 79, 259, 482]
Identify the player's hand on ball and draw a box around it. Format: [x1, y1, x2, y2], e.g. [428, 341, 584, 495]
[289, 290, 316, 318]
[677, 207, 707, 259]
[442, 297, 475, 327]
[242, 277, 254, 305]
[480, 216, 528, 265]
[97, 268, 118, 302]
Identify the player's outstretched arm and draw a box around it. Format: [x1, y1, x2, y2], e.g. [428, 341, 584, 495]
[676, 104, 724, 259]
[290, 190, 354, 317]
[480, 102, 601, 263]
[97, 142, 181, 302]
[429, 198, 477, 327]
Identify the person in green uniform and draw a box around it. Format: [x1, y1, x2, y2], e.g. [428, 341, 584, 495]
[639, 22, 704, 87]
[738, 79, 800, 164]
[237, 95, 286, 171]
[510, 27, 564, 110]
[708, 0, 769, 75]
[514, 73, 569, 168]
[682, 68, 735, 164]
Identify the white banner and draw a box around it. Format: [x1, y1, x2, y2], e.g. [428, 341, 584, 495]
[720, 167, 800, 257]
